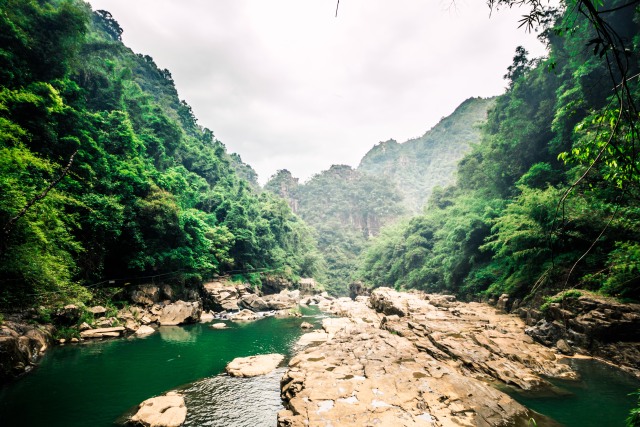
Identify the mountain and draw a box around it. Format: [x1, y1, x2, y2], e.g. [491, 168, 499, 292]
[358, 97, 495, 212]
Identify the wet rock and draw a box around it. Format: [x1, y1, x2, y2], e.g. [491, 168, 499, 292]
[210, 323, 227, 330]
[158, 301, 202, 326]
[135, 325, 156, 337]
[300, 322, 313, 329]
[226, 354, 285, 377]
[129, 392, 186, 427]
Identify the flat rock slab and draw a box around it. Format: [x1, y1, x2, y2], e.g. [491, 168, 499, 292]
[210, 323, 227, 330]
[130, 392, 186, 427]
[226, 354, 284, 377]
[80, 326, 125, 339]
[296, 331, 329, 347]
[135, 325, 156, 337]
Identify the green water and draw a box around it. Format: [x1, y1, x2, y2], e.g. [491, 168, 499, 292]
[0, 308, 326, 427]
[507, 358, 640, 427]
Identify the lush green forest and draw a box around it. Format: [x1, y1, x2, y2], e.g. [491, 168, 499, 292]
[265, 165, 404, 295]
[0, 0, 324, 309]
[359, 0, 640, 301]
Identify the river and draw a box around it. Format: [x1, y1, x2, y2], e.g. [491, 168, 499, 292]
[0, 306, 638, 426]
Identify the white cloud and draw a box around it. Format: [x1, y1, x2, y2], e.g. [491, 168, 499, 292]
[87, 0, 547, 184]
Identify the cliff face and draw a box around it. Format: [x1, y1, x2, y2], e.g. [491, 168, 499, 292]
[358, 97, 495, 212]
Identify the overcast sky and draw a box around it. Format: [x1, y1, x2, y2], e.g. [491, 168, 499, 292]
[86, 0, 547, 184]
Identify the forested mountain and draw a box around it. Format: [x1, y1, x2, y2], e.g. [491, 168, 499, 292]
[359, 97, 495, 212]
[264, 97, 495, 295]
[0, 0, 323, 309]
[265, 165, 404, 294]
[359, 0, 640, 301]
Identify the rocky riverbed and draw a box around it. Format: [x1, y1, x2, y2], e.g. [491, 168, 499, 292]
[279, 288, 578, 426]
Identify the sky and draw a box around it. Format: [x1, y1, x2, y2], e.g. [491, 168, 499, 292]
[86, 0, 548, 184]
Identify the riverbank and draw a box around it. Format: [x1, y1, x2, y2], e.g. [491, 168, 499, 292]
[279, 288, 637, 426]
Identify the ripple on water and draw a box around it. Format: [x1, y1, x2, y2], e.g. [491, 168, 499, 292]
[181, 368, 286, 427]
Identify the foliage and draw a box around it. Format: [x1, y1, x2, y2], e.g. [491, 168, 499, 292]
[628, 390, 640, 427]
[357, 0, 640, 302]
[0, 0, 323, 309]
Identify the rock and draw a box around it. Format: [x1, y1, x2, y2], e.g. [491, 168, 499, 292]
[298, 278, 320, 295]
[261, 276, 293, 295]
[231, 309, 258, 321]
[226, 354, 285, 377]
[0, 322, 52, 381]
[556, 339, 574, 355]
[262, 292, 297, 311]
[130, 392, 186, 427]
[348, 281, 370, 300]
[523, 291, 640, 371]
[80, 326, 125, 339]
[239, 294, 269, 311]
[199, 311, 214, 322]
[201, 281, 247, 312]
[70, 337, 79, 343]
[279, 315, 532, 427]
[497, 293, 511, 312]
[53, 304, 81, 326]
[130, 285, 161, 306]
[78, 322, 92, 332]
[211, 323, 227, 330]
[158, 301, 202, 326]
[89, 306, 107, 317]
[135, 325, 156, 336]
[296, 331, 329, 347]
[300, 322, 313, 329]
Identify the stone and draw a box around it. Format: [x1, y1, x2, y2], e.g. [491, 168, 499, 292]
[211, 323, 227, 330]
[130, 285, 161, 306]
[262, 292, 297, 311]
[89, 306, 107, 317]
[281, 287, 581, 427]
[53, 304, 81, 326]
[201, 280, 245, 312]
[199, 311, 214, 322]
[158, 301, 202, 326]
[78, 322, 92, 332]
[298, 278, 320, 295]
[497, 293, 511, 312]
[296, 331, 329, 347]
[239, 293, 269, 312]
[226, 353, 285, 377]
[80, 326, 125, 339]
[130, 392, 186, 427]
[300, 322, 313, 329]
[135, 325, 156, 336]
[231, 309, 259, 321]
[556, 339, 574, 355]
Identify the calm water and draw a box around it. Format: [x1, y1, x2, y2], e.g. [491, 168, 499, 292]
[0, 307, 327, 427]
[507, 358, 640, 427]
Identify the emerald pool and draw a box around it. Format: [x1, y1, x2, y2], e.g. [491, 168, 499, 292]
[0, 307, 325, 427]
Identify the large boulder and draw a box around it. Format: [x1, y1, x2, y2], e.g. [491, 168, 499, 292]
[201, 281, 252, 312]
[261, 276, 292, 295]
[130, 285, 162, 306]
[158, 301, 202, 326]
[0, 322, 51, 381]
[298, 278, 320, 295]
[239, 294, 269, 312]
[226, 354, 284, 377]
[129, 392, 186, 427]
[262, 292, 296, 311]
